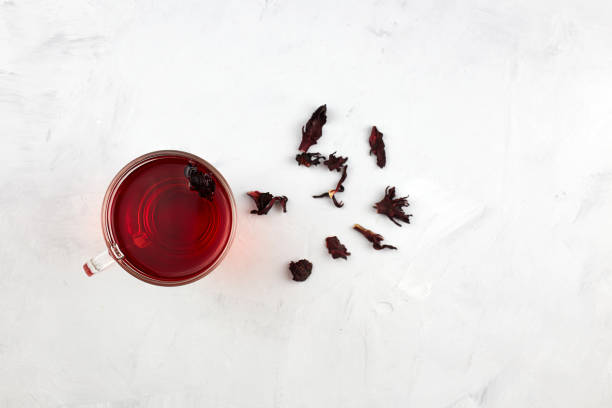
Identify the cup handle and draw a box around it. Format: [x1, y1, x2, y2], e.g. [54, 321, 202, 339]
[83, 250, 116, 276]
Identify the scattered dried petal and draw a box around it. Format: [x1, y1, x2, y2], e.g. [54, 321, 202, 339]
[313, 165, 348, 208]
[289, 259, 312, 281]
[299, 105, 327, 152]
[323, 152, 348, 172]
[296, 152, 325, 167]
[369, 126, 386, 168]
[184, 163, 215, 201]
[353, 224, 397, 250]
[247, 191, 288, 215]
[325, 236, 350, 259]
[374, 186, 412, 226]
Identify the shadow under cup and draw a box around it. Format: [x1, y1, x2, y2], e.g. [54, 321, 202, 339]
[86, 150, 236, 286]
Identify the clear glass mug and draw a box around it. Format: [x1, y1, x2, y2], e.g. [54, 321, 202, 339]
[83, 150, 237, 286]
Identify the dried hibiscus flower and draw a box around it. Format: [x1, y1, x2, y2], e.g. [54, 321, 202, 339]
[313, 165, 347, 208]
[289, 259, 312, 281]
[325, 236, 350, 259]
[299, 104, 327, 152]
[369, 126, 386, 168]
[296, 152, 325, 167]
[247, 191, 288, 215]
[184, 163, 215, 201]
[374, 186, 412, 226]
[323, 152, 348, 172]
[353, 224, 397, 250]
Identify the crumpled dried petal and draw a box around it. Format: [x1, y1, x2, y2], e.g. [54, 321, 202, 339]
[299, 105, 327, 152]
[369, 126, 386, 168]
[374, 186, 412, 226]
[323, 152, 348, 172]
[325, 236, 350, 259]
[296, 152, 325, 167]
[184, 163, 215, 201]
[353, 224, 397, 250]
[289, 259, 312, 281]
[247, 191, 288, 215]
[313, 165, 347, 208]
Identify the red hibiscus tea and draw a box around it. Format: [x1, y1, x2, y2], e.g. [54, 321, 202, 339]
[84, 151, 236, 286]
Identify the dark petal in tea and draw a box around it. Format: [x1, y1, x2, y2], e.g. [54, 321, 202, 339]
[369, 126, 386, 168]
[296, 152, 325, 167]
[247, 191, 288, 215]
[325, 236, 350, 259]
[299, 105, 327, 152]
[323, 152, 348, 172]
[289, 259, 313, 281]
[374, 186, 412, 226]
[353, 224, 397, 250]
[184, 163, 215, 201]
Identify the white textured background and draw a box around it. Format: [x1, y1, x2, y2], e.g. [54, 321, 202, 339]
[2, 0, 612, 407]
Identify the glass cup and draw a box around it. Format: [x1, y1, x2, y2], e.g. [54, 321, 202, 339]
[83, 150, 237, 286]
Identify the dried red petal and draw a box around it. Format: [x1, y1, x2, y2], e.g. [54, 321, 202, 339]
[299, 105, 327, 152]
[323, 152, 348, 172]
[184, 163, 215, 201]
[369, 126, 386, 168]
[325, 236, 350, 259]
[296, 152, 325, 167]
[247, 191, 288, 215]
[353, 224, 397, 250]
[289, 259, 312, 281]
[374, 186, 412, 226]
[313, 165, 347, 208]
